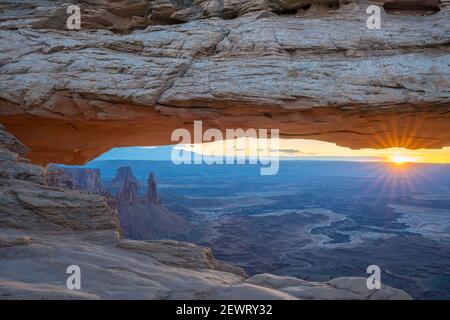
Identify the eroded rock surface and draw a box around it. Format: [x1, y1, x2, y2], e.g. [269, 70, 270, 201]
[46, 165, 103, 193]
[0, 125, 411, 299]
[0, 0, 449, 164]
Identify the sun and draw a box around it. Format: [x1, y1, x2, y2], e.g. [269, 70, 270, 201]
[390, 155, 416, 165]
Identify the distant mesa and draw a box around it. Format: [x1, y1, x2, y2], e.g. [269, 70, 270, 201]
[46, 165, 103, 194]
[109, 166, 139, 195]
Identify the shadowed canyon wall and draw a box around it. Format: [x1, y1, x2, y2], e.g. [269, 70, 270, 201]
[0, 0, 449, 165]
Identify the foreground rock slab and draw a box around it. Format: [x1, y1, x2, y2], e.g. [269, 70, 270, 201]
[246, 274, 412, 300]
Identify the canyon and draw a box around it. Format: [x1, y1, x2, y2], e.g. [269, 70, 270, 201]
[1, 0, 449, 300]
[83, 158, 450, 299]
[47, 164, 193, 240]
[0, 125, 412, 299]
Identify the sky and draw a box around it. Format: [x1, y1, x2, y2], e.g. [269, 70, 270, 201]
[94, 138, 450, 164]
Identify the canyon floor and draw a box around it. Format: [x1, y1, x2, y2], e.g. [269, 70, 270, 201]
[0, 125, 412, 299]
[84, 159, 450, 299]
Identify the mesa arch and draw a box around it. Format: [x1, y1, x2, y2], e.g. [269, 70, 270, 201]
[0, 0, 449, 165]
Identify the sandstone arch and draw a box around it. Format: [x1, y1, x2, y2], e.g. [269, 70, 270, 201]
[0, 0, 449, 165]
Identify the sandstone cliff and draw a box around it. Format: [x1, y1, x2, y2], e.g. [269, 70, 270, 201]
[113, 166, 138, 186]
[0, 125, 411, 299]
[0, 0, 448, 164]
[46, 165, 103, 193]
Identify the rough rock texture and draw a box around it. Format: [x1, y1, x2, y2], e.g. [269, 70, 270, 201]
[46, 165, 103, 193]
[0, 125, 118, 232]
[384, 0, 442, 15]
[0, 125, 411, 299]
[0, 0, 449, 164]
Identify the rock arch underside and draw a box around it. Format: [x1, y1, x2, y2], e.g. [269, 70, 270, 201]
[1, 0, 450, 301]
[0, 0, 449, 165]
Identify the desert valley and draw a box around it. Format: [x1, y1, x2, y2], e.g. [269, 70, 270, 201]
[53, 157, 450, 299]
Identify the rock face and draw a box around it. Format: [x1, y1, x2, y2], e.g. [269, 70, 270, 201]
[0, 124, 118, 232]
[383, 0, 441, 14]
[46, 165, 103, 193]
[117, 175, 140, 204]
[147, 173, 161, 205]
[0, 124, 412, 299]
[0, 0, 449, 164]
[0, 1, 446, 31]
[115, 167, 191, 240]
[113, 167, 138, 185]
[111, 166, 139, 195]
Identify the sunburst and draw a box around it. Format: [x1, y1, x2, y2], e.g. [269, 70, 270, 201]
[390, 155, 417, 165]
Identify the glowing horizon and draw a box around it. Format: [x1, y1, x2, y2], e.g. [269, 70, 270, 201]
[177, 138, 450, 164]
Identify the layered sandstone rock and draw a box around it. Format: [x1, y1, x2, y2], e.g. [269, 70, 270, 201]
[383, 0, 442, 15]
[1, 1, 446, 31]
[0, 0, 449, 164]
[0, 125, 118, 232]
[46, 165, 103, 193]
